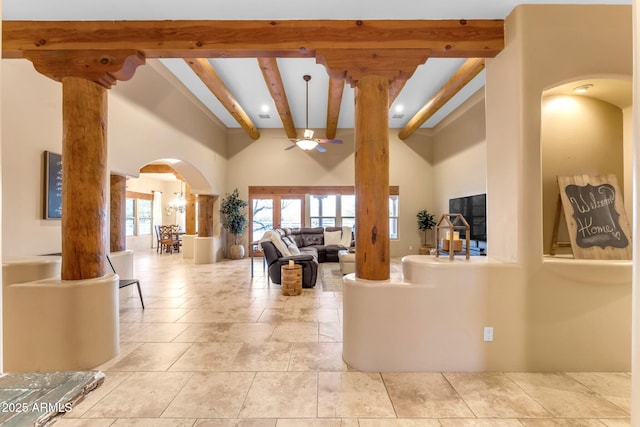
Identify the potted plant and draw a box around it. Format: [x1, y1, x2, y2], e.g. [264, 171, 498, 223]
[220, 188, 248, 259]
[417, 209, 437, 254]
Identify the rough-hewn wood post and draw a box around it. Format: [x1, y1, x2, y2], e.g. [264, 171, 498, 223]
[197, 195, 214, 237]
[110, 174, 127, 253]
[185, 183, 197, 235]
[61, 77, 108, 280]
[354, 75, 390, 280]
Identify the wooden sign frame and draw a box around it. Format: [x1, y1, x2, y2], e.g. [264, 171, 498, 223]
[44, 151, 62, 219]
[557, 174, 631, 260]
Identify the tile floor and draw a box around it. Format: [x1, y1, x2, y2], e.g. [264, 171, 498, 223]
[57, 250, 631, 426]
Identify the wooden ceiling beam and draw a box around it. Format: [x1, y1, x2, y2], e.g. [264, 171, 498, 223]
[3, 20, 504, 59]
[139, 164, 185, 181]
[326, 76, 345, 140]
[398, 58, 485, 139]
[185, 58, 260, 140]
[257, 57, 297, 139]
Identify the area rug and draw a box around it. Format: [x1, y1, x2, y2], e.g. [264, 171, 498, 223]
[0, 370, 104, 426]
[320, 262, 344, 292]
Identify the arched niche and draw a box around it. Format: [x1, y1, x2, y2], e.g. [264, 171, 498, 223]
[540, 77, 632, 256]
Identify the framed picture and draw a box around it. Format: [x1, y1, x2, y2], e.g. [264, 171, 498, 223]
[44, 151, 62, 219]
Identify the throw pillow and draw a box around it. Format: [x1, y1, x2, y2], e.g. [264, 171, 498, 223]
[282, 236, 301, 255]
[324, 230, 342, 246]
[340, 225, 353, 248]
[260, 230, 291, 256]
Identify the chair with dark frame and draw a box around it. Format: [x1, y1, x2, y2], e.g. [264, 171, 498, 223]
[107, 254, 144, 309]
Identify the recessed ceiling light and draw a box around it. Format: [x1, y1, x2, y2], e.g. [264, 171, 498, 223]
[572, 84, 593, 94]
[260, 104, 270, 113]
[394, 105, 404, 113]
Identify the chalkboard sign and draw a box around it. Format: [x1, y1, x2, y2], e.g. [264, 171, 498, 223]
[558, 174, 631, 260]
[44, 151, 62, 219]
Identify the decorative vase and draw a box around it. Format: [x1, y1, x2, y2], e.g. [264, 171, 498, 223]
[229, 244, 245, 260]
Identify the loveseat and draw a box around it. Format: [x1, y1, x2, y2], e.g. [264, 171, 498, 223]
[259, 226, 353, 288]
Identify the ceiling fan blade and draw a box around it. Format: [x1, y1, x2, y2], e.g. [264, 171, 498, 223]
[317, 138, 343, 144]
[315, 145, 327, 153]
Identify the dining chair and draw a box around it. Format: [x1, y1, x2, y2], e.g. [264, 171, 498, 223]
[106, 254, 144, 309]
[158, 225, 178, 254]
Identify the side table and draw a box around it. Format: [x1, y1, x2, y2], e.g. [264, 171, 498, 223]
[281, 264, 302, 296]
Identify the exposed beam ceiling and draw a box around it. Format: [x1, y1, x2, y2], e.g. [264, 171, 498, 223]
[3, 19, 503, 140]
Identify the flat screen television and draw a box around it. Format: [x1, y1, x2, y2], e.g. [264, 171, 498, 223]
[448, 193, 486, 242]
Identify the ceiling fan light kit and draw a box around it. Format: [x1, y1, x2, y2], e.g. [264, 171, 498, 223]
[288, 74, 343, 152]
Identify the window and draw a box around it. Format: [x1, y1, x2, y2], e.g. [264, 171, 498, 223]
[249, 186, 399, 239]
[137, 199, 152, 235]
[126, 198, 136, 236]
[126, 192, 154, 237]
[340, 195, 356, 230]
[389, 195, 399, 239]
[310, 195, 336, 227]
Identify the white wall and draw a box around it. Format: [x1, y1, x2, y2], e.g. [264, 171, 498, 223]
[432, 89, 487, 222]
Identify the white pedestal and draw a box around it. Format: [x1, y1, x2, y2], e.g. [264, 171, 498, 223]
[181, 235, 196, 259]
[194, 236, 215, 264]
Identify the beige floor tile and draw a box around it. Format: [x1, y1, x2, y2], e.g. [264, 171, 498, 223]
[64, 371, 133, 417]
[357, 420, 441, 427]
[318, 372, 396, 418]
[169, 342, 244, 371]
[289, 342, 348, 371]
[173, 322, 277, 343]
[119, 308, 192, 323]
[319, 323, 343, 343]
[162, 372, 255, 418]
[111, 419, 197, 426]
[52, 419, 116, 427]
[444, 372, 551, 418]
[566, 372, 631, 413]
[599, 420, 631, 427]
[124, 296, 189, 309]
[439, 420, 525, 426]
[507, 373, 630, 418]
[107, 342, 192, 371]
[119, 322, 151, 340]
[176, 307, 263, 323]
[270, 322, 319, 342]
[382, 372, 474, 418]
[518, 420, 606, 426]
[299, 308, 341, 322]
[194, 419, 276, 426]
[258, 308, 302, 322]
[232, 342, 293, 371]
[94, 342, 143, 371]
[123, 322, 190, 342]
[83, 371, 191, 418]
[239, 371, 318, 418]
[276, 419, 343, 426]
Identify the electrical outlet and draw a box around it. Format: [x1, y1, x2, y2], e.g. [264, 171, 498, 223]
[409, 245, 413, 250]
[483, 327, 494, 342]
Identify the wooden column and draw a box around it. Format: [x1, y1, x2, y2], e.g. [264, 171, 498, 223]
[185, 184, 197, 235]
[197, 195, 214, 237]
[354, 75, 390, 280]
[61, 77, 108, 280]
[110, 174, 127, 252]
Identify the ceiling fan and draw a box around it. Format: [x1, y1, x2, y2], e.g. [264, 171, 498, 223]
[285, 74, 343, 152]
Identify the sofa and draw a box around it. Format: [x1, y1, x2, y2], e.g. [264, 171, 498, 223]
[259, 226, 353, 288]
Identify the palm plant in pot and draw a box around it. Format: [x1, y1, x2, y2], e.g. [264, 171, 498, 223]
[220, 188, 248, 259]
[417, 209, 437, 254]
